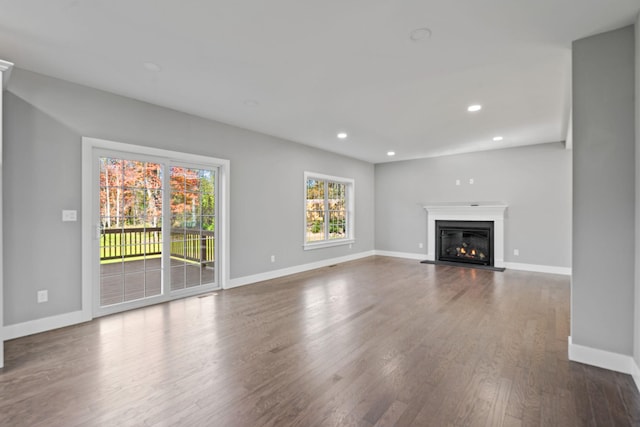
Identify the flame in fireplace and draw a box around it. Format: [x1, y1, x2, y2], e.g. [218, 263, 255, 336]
[453, 246, 485, 260]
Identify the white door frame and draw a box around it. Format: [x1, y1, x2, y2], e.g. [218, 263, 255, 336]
[81, 137, 230, 320]
[0, 60, 14, 369]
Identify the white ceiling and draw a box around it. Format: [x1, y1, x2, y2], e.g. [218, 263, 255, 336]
[0, 1, 638, 163]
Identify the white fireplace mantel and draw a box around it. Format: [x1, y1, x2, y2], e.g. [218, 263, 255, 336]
[423, 202, 508, 268]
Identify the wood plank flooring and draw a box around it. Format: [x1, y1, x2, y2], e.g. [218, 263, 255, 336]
[2, 256, 640, 426]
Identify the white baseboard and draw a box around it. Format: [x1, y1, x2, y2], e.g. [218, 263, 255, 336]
[4, 310, 88, 341]
[504, 262, 571, 275]
[568, 336, 638, 381]
[374, 250, 426, 260]
[372, 251, 572, 275]
[632, 359, 640, 393]
[226, 250, 376, 289]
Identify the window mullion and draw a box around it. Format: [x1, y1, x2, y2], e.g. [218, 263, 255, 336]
[161, 160, 171, 296]
[345, 185, 350, 238]
[323, 181, 327, 240]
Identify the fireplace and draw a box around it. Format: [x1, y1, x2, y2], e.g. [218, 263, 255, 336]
[423, 202, 507, 268]
[436, 220, 494, 266]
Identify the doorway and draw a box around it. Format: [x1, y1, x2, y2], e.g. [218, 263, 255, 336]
[82, 138, 229, 318]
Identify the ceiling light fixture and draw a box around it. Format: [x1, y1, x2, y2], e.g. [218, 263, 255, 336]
[467, 104, 482, 112]
[387, 151, 396, 156]
[409, 27, 432, 42]
[143, 62, 161, 72]
[337, 132, 348, 139]
[493, 136, 504, 141]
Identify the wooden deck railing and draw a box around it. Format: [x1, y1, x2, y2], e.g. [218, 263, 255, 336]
[170, 229, 215, 263]
[101, 227, 215, 263]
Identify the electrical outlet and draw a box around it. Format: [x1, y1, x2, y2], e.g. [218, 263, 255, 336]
[418, 243, 424, 249]
[62, 210, 77, 222]
[270, 255, 275, 263]
[37, 290, 48, 303]
[514, 249, 519, 256]
[455, 179, 461, 186]
[469, 178, 474, 184]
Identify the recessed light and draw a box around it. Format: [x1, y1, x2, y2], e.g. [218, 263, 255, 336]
[493, 136, 503, 141]
[337, 132, 348, 139]
[143, 62, 161, 72]
[409, 27, 432, 42]
[387, 151, 396, 156]
[467, 104, 482, 112]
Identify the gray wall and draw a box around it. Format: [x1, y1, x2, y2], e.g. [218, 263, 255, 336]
[374, 143, 572, 267]
[572, 26, 635, 355]
[3, 68, 375, 326]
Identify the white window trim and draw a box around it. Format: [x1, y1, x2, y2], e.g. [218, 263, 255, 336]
[303, 171, 354, 250]
[81, 137, 231, 321]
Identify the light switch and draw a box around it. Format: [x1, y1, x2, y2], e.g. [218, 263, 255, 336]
[37, 290, 48, 303]
[62, 210, 77, 222]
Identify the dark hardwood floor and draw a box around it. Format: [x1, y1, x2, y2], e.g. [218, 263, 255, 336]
[1, 256, 639, 426]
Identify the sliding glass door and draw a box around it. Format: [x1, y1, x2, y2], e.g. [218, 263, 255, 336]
[95, 151, 218, 315]
[99, 158, 164, 306]
[169, 165, 216, 291]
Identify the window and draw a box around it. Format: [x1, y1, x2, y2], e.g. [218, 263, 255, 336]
[304, 172, 354, 249]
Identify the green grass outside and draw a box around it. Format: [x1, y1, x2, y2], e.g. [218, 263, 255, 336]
[100, 230, 162, 259]
[100, 230, 214, 263]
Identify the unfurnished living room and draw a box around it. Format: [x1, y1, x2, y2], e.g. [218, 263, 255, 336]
[1, 1, 640, 426]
